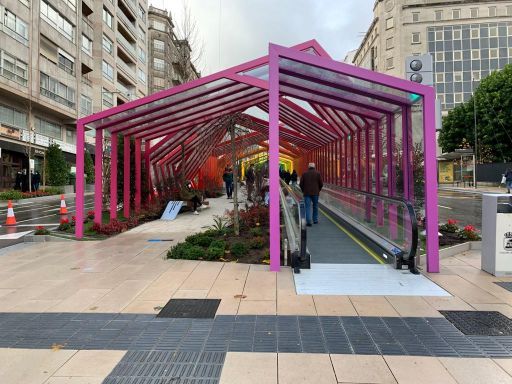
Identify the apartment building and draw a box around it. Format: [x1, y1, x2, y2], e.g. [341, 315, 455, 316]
[147, 6, 199, 95]
[0, 0, 148, 189]
[352, 0, 512, 112]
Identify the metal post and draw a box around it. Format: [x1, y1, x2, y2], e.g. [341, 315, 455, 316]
[473, 80, 478, 189]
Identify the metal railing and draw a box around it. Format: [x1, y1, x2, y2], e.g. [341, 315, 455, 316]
[320, 184, 419, 272]
[116, 34, 137, 58]
[280, 180, 309, 272]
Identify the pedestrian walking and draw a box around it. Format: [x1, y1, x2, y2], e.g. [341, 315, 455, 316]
[223, 166, 234, 199]
[245, 163, 255, 202]
[284, 170, 291, 185]
[299, 162, 323, 227]
[505, 168, 512, 194]
[290, 170, 298, 186]
[34, 171, 41, 191]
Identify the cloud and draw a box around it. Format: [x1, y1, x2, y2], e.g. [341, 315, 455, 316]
[153, 0, 374, 75]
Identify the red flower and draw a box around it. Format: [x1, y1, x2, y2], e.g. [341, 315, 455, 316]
[447, 219, 458, 225]
[35, 226, 45, 231]
[60, 218, 69, 224]
[464, 225, 477, 232]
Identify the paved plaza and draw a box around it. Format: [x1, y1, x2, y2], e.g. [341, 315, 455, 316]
[2, 197, 512, 383]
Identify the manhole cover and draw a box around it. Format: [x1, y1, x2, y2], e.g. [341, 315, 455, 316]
[495, 282, 512, 292]
[440, 310, 512, 336]
[156, 298, 221, 318]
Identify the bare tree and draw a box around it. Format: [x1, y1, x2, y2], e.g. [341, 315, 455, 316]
[174, 2, 204, 82]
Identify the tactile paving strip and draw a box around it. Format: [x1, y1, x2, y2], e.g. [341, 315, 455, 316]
[157, 299, 221, 319]
[103, 351, 225, 384]
[495, 282, 512, 292]
[440, 310, 512, 336]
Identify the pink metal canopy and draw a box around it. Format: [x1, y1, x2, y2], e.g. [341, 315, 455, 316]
[75, 39, 439, 273]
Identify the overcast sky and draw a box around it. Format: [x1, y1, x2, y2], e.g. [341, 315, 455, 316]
[149, 0, 374, 75]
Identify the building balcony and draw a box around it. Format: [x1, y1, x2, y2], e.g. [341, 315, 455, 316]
[116, 58, 137, 83]
[119, 0, 137, 20]
[116, 81, 134, 99]
[81, 16, 94, 39]
[80, 50, 94, 73]
[40, 87, 76, 110]
[116, 10, 137, 39]
[116, 34, 137, 60]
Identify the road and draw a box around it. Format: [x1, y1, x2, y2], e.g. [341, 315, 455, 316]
[437, 189, 482, 229]
[0, 195, 95, 249]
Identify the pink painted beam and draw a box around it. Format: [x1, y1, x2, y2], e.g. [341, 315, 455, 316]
[75, 121, 85, 238]
[110, 133, 118, 220]
[268, 43, 280, 272]
[94, 129, 103, 225]
[123, 135, 131, 219]
[135, 138, 141, 212]
[145, 140, 152, 201]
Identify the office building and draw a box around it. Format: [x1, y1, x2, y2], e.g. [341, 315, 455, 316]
[352, 0, 512, 112]
[0, 0, 148, 189]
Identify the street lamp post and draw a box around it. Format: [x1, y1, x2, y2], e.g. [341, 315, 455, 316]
[472, 78, 478, 189]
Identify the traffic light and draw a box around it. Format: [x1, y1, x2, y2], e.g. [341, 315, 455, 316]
[405, 54, 433, 86]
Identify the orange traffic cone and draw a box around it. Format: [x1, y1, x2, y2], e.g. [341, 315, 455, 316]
[59, 195, 68, 215]
[6, 200, 16, 226]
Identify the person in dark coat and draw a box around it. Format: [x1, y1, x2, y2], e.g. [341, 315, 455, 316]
[21, 169, 28, 192]
[181, 180, 203, 215]
[222, 167, 234, 199]
[505, 168, 512, 194]
[290, 170, 298, 186]
[299, 163, 323, 226]
[284, 170, 291, 185]
[14, 171, 22, 190]
[34, 171, 41, 191]
[245, 163, 255, 202]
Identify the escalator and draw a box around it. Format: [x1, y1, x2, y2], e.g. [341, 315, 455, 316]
[280, 182, 419, 274]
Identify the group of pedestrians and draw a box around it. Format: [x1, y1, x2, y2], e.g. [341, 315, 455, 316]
[14, 170, 41, 192]
[280, 169, 298, 186]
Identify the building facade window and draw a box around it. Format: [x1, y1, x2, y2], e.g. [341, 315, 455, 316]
[58, 49, 74, 75]
[470, 8, 478, 18]
[435, 73, 444, 83]
[435, 30, 443, 41]
[153, 76, 165, 87]
[81, 34, 92, 55]
[153, 39, 165, 52]
[385, 17, 393, 30]
[137, 46, 146, 63]
[102, 88, 113, 107]
[435, 51, 444, 61]
[0, 49, 28, 86]
[40, 1, 74, 42]
[102, 34, 113, 54]
[454, 93, 463, 103]
[471, 50, 480, 59]
[35, 117, 61, 139]
[472, 71, 481, 81]
[138, 25, 146, 41]
[489, 6, 497, 17]
[411, 32, 420, 44]
[454, 72, 462, 82]
[39, 72, 76, 108]
[80, 95, 92, 116]
[453, 51, 462, 61]
[152, 20, 166, 32]
[2, 8, 28, 44]
[137, 68, 146, 83]
[435, 10, 443, 21]
[507, 5, 512, 16]
[412, 12, 419, 22]
[153, 57, 165, 71]
[490, 48, 499, 59]
[0, 104, 27, 129]
[385, 37, 393, 50]
[102, 8, 113, 29]
[138, 4, 146, 23]
[102, 60, 113, 81]
[489, 26, 498, 37]
[452, 9, 461, 19]
[453, 29, 461, 39]
[386, 57, 393, 69]
[63, 0, 76, 11]
[471, 28, 479, 39]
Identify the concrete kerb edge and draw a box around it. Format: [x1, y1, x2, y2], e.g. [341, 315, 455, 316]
[0, 191, 94, 207]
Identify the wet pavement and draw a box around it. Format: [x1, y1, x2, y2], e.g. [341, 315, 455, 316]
[0, 194, 94, 249]
[438, 189, 482, 229]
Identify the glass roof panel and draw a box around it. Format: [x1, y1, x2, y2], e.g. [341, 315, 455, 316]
[87, 78, 235, 129]
[238, 64, 269, 80]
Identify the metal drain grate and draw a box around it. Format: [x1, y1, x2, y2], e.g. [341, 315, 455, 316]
[494, 282, 512, 292]
[440, 310, 512, 336]
[157, 299, 221, 318]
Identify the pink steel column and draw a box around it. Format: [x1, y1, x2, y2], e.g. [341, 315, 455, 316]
[110, 132, 118, 220]
[387, 115, 398, 239]
[135, 138, 141, 212]
[423, 89, 440, 272]
[94, 129, 103, 224]
[145, 140, 152, 201]
[375, 121, 384, 226]
[344, 138, 348, 187]
[365, 126, 371, 222]
[268, 44, 280, 272]
[123, 135, 130, 218]
[75, 121, 85, 238]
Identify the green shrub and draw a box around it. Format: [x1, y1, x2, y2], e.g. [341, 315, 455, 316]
[231, 242, 249, 257]
[186, 233, 214, 247]
[46, 144, 69, 186]
[249, 227, 263, 237]
[43, 187, 63, 195]
[250, 236, 266, 249]
[0, 190, 23, 200]
[167, 242, 205, 260]
[206, 246, 225, 260]
[210, 239, 226, 249]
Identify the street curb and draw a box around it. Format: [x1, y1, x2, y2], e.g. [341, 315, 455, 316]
[24, 234, 74, 243]
[438, 187, 506, 195]
[0, 192, 94, 207]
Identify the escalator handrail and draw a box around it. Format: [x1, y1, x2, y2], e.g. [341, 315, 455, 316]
[322, 184, 418, 263]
